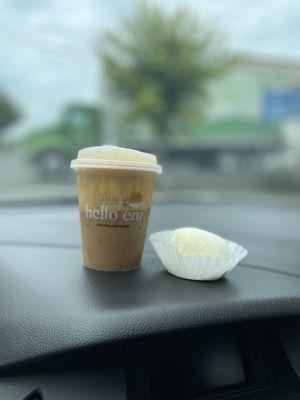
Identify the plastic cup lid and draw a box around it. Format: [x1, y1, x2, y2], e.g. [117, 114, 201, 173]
[70, 158, 162, 174]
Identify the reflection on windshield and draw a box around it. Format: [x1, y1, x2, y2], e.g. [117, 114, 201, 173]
[1, 0, 300, 205]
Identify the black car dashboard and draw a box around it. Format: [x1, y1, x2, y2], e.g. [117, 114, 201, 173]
[0, 203, 299, 399]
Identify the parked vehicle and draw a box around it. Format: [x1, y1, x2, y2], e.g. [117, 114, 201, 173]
[23, 104, 102, 179]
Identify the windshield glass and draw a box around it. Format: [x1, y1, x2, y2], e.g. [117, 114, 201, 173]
[1, 0, 300, 205]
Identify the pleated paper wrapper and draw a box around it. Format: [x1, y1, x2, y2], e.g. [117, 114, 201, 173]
[150, 230, 247, 281]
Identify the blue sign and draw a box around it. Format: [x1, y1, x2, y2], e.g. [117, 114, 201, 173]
[263, 88, 300, 122]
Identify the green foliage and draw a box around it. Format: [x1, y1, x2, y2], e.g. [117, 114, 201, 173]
[100, 1, 229, 139]
[0, 89, 21, 133]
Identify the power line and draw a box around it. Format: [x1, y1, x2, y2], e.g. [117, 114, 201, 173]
[0, 23, 97, 68]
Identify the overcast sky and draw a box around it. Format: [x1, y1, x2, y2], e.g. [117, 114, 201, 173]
[1, 0, 300, 134]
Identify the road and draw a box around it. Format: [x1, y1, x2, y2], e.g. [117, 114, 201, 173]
[0, 147, 300, 206]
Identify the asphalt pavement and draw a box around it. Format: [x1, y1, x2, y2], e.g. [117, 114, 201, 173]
[1, 147, 300, 207]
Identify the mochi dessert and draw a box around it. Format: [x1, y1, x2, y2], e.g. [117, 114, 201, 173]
[150, 227, 247, 281]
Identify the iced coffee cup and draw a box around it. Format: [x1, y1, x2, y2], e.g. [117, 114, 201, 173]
[70, 145, 162, 271]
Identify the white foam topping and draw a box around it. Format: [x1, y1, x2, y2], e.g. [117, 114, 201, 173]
[70, 145, 162, 173]
[78, 145, 157, 163]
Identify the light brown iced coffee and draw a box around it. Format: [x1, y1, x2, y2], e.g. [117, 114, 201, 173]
[71, 145, 162, 271]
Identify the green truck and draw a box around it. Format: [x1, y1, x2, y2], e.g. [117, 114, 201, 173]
[24, 104, 102, 179]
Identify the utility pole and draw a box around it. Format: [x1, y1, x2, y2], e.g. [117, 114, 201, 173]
[100, 76, 117, 145]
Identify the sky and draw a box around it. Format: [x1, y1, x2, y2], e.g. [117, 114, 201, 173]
[1, 0, 300, 136]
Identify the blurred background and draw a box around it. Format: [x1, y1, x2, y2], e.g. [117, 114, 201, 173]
[1, 0, 300, 205]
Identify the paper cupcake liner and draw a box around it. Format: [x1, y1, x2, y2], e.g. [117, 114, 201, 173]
[149, 230, 247, 281]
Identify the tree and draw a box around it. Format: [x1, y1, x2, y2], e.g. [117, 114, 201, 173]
[100, 2, 230, 145]
[0, 89, 21, 134]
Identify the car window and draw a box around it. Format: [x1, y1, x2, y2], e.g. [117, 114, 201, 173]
[0, 0, 299, 205]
